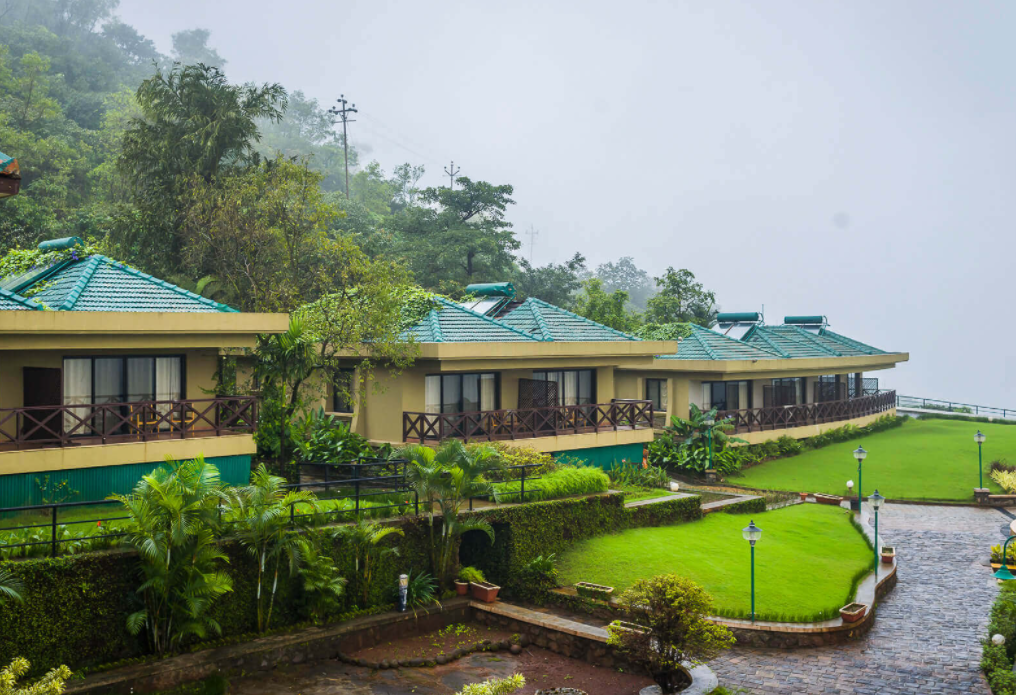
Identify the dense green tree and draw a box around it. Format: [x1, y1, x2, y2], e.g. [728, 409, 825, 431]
[572, 278, 641, 333]
[644, 267, 716, 327]
[595, 256, 655, 310]
[512, 252, 586, 308]
[170, 28, 226, 68]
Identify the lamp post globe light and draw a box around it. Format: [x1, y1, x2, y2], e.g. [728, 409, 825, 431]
[995, 536, 1016, 582]
[870, 489, 885, 577]
[742, 519, 762, 621]
[975, 430, 987, 489]
[703, 414, 716, 472]
[853, 446, 868, 510]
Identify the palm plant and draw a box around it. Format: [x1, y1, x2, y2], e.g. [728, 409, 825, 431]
[665, 405, 745, 473]
[0, 567, 24, 604]
[224, 464, 318, 632]
[113, 456, 233, 655]
[334, 517, 404, 606]
[295, 538, 347, 623]
[400, 440, 503, 586]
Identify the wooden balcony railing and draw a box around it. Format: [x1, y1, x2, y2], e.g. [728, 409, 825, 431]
[717, 390, 896, 434]
[0, 396, 258, 451]
[403, 400, 654, 444]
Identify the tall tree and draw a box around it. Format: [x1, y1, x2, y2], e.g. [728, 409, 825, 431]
[644, 267, 716, 327]
[596, 256, 655, 310]
[572, 278, 641, 333]
[513, 252, 586, 308]
[170, 28, 226, 68]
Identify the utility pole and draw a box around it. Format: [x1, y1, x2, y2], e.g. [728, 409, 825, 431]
[444, 160, 460, 190]
[525, 225, 539, 264]
[328, 94, 358, 199]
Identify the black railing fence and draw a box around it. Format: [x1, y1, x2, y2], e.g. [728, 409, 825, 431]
[895, 395, 1016, 420]
[0, 457, 542, 559]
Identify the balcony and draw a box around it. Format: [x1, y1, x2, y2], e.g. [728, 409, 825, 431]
[403, 400, 654, 445]
[0, 396, 258, 452]
[717, 390, 895, 434]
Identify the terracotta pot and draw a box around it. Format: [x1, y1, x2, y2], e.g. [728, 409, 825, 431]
[799, 492, 808, 501]
[454, 580, 469, 596]
[470, 581, 500, 603]
[880, 546, 896, 564]
[839, 602, 867, 623]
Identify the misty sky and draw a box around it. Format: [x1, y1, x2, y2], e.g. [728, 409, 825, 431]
[118, 0, 1015, 407]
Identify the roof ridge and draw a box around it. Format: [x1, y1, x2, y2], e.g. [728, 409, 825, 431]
[434, 297, 541, 341]
[819, 328, 884, 355]
[58, 255, 102, 310]
[525, 297, 636, 340]
[427, 309, 443, 342]
[94, 256, 239, 313]
[0, 286, 42, 310]
[747, 327, 791, 358]
[527, 300, 555, 340]
[784, 325, 841, 356]
[687, 325, 720, 359]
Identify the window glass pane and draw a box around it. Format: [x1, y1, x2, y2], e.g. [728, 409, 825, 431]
[94, 358, 124, 404]
[480, 374, 497, 411]
[738, 381, 748, 410]
[425, 376, 441, 414]
[442, 374, 461, 413]
[155, 357, 182, 401]
[660, 380, 668, 410]
[545, 371, 563, 406]
[532, 371, 547, 381]
[63, 358, 92, 434]
[726, 382, 738, 410]
[332, 369, 355, 413]
[711, 382, 727, 411]
[578, 370, 593, 404]
[564, 371, 579, 406]
[700, 383, 711, 410]
[462, 373, 480, 412]
[127, 358, 155, 402]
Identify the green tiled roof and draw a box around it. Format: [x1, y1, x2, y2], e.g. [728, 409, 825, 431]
[0, 287, 41, 311]
[659, 324, 778, 360]
[402, 298, 539, 343]
[4, 255, 238, 313]
[499, 298, 638, 341]
[742, 325, 887, 358]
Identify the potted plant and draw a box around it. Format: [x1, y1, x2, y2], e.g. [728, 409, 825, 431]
[575, 581, 615, 601]
[799, 491, 808, 502]
[470, 580, 501, 603]
[457, 566, 484, 596]
[839, 602, 868, 623]
[880, 546, 896, 564]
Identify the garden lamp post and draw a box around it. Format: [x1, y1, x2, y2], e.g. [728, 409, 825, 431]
[703, 415, 716, 472]
[995, 536, 1016, 582]
[976, 430, 987, 488]
[742, 519, 762, 621]
[853, 446, 867, 510]
[870, 489, 885, 577]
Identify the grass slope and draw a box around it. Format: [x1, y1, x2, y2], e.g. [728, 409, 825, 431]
[556, 503, 872, 622]
[733, 418, 1006, 501]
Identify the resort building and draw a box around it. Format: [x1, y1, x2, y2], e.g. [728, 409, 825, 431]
[329, 288, 677, 468]
[615, 313, 908, 444]
[0, 238, 288, 506]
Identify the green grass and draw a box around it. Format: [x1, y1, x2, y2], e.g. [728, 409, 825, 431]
[732, 418, 1007, 501]
[620, 487, 675, 503]
[556, 503, 872, 622]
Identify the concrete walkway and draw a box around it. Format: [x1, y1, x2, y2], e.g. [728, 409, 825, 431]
[709, 503, 1002, 694]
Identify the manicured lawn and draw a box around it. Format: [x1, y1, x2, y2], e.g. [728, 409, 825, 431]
[733, 418, 1008, 501]
[556, 503, 872, 622]
[620, 487, 674, 503]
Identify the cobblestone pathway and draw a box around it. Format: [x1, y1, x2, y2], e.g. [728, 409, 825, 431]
[710, 503, 1003, 694]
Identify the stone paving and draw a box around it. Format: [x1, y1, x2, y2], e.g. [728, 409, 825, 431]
[709, 502, 1003, 694]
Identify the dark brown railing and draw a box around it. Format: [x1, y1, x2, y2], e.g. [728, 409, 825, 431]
[717, 390, 896, 434]
[403, 400, 654, 444]
[0, 396, 258, 451]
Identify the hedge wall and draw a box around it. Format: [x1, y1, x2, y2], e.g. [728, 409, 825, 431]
[0, 493, 702, 675]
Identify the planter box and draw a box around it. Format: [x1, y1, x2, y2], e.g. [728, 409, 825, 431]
[880, 546, 895, 564]
[814, 494, 842, 506]
[609, 620, 651, 636]
[990, 563, 1016, 571]
[454, 580, 469, 596]
[470, 581, 500, 603]
[575, 582, 615, 601]
[839, 602, 867, 623]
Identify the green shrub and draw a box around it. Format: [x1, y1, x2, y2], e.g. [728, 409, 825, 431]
[607, 460, 668, 489]
[293, 409, 374, 465]
[456, 674, 526, 695]
[467, 443, 555, 478]
[458, 566, 485, 583]
[492, 465, 609, 503]
[982, 578, 1016, 692]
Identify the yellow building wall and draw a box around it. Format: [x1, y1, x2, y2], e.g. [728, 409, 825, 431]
[734, 409, 896, 445]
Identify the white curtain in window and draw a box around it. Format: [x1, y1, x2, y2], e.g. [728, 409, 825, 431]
[155, 357, 182, 429]
[63, 358, 92, 435]
[127, 358, 155, 402]
[659, 380, 669, 411]
[738, 381, 748, 410]
[564, 371, 578, 406]
[700, 383, 711, 410]
[480, 374, 496, 411]
[425, 375, 441, 414]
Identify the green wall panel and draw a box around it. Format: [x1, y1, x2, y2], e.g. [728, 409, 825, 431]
[0, 455, 252, 508]
[553, 442, 645, 470]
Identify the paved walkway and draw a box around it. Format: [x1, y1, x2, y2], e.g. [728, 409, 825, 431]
[709, 503, 1002, 694]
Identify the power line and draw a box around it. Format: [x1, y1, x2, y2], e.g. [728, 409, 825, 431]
[327, 94, 358, 199]
[444, 160, 461, 190]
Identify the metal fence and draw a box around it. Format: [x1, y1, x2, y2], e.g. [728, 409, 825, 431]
[0, 458, 542, 559]
[895, 395, 1016, 419]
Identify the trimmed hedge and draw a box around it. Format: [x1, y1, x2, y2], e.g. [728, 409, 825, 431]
[492, 465, 609, 503]
[718, 497, 767, 515]
[983, 582, 1016, 694]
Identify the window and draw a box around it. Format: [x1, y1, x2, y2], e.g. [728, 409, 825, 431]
[645, 379, 668, 412]
[815, 375, 845, 402]
[332, 369, 355, 413]
[700, 380, 751, 412]
[424, 373, 499, 414]
[62, 356, 184, 433]
[532, 370, 595, 406]
[768, 377, 804, 407]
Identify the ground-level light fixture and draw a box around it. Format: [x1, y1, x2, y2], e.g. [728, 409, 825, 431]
[742, 520, 762, 621]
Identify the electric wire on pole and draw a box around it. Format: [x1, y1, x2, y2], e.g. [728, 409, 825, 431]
[444, 160, 460, 190]
[328, 94, 358, 199]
